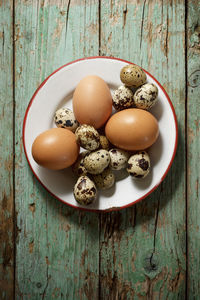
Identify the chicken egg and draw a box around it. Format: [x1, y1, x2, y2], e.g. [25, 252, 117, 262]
[32, 128, 80, 170]
[73, 75, 112, 129]
[105, 108, 159, 151]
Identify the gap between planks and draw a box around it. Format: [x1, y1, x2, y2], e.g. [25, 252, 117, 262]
[12, 0, 16, 298]
[185, 0, 188, 299]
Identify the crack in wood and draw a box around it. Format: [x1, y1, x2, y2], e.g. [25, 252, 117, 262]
[41, 275, 51, 299]
[65, 0, 71, 45]
[123, 0, 127, 28]
[153, 192, 160, 253]
[147, 186, 161, 275]
[165, 7, 169, 64]
[140, 0, 146, 50]
[185, 1, 188, 298]
[2, 29, 4, 49]
[99, 0, 101, 55]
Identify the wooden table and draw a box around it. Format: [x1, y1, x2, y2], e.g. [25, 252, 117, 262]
[1, 0, 200, 299]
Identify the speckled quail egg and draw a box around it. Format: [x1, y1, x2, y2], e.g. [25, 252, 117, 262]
[112, 85, 134, 111]
[75, 125, 100, 151]
[133, 83, 158, 110]
[54, 108, 79, 132]
[84, 149, 110, 174]
[120, 64, 147, 88]
[109, 148, 130, 170]
[72, 151, 90, 176]
[73, 175, 97, 205]
[127, 151, 150, 178]
[92, 168, 115, 190]
[99, 135, 110, 150]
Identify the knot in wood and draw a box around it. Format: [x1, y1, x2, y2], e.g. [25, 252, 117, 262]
[143, 252, 159, 273]
[188, 70, 200, 87]
[36, 282, 42, 288]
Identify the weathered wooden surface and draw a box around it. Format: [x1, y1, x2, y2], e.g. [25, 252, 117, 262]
[100, 1, 186, 299]
[14, 1, 99, 299]
[0, 1, 14, 299]
[187, 0, 200, 299]
[0, 0, 200, 299]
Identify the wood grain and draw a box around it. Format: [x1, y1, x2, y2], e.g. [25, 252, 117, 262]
[187, 0, 200, 298]
[1, 0, 200, 298]
[99, 0, 186, 298]
[14, 1, 99, 298]
[0, 1, 14, 299]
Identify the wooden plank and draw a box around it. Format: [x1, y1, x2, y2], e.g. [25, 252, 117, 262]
[187, 0, 200, 298]
[99, 0, 186, 298]
[14, 1, 100, 298]
[0, 1, 14, 299]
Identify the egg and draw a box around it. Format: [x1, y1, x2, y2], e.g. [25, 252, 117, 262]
[73, 75, 112, 129]
[32, 128, 80, 170]
[84, 149, 110, 174]
[105, 108, 159, 151]
[109, 148, 130, 170]
[75, 124, 100, 151]
[73, 175, 97, 205]
[127, 151, 150, 178]
[99, 135, 110, 150]
[54, 107, 79, 132]
[133, 83, 158, 110]
[120, 64, 146, 88]
[112, 85, 134, 111]
[92, 168, 115, 190]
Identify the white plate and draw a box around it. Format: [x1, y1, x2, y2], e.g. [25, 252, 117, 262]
[23, 57, 178, 212]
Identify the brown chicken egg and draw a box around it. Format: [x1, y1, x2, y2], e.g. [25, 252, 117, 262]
[32, 128, 80, 170]
[105, 108, 159, 151]
[73, 75, 112, 129]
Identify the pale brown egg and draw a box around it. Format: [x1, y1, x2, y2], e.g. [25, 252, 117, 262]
[105, 109, 159, 151]
[73, 75, 112, 129]
[32, 128, 80, 170]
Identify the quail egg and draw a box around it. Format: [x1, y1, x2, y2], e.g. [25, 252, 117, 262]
[54, 108, 79, 132]
[92, 168, 115, 190]
[112, 85, 134, 111]
[73, 175, 97, 205]
[75, 124, 100, 151]
[127, 151, 150, 178]
[109, 148, 130, 170]
[72, 151, 90, 176]
[134, 83, 158, 110]
[84, 149, 110, 174]
[120, 64, 146, 88]
[99, 135, 110, 150]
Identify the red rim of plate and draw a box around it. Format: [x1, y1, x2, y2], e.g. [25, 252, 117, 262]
[22, 56, 178, 213]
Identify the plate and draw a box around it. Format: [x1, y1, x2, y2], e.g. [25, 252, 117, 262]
[23, 57, 178, 212]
